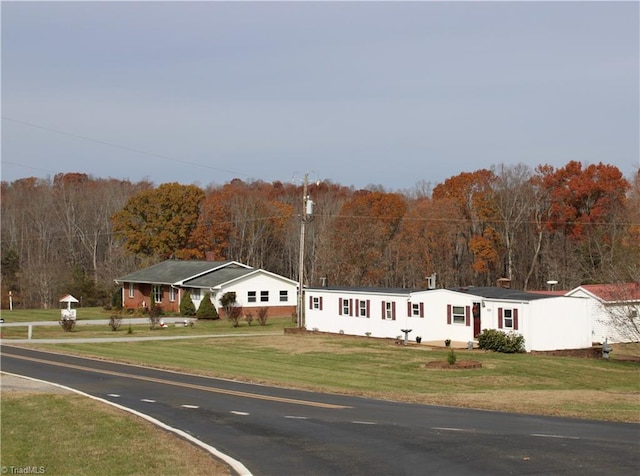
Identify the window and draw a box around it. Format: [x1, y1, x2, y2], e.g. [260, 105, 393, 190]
[248, 291, 257, 303]
[385, 301, 394, 320]
[128, 283, 134, 299]
[279, 290, 288, 302]
[260, 290, 269, 302]
[342, 298, 351, 316]
[169, 287, 176, 302]
[503, 309, 513, 329]
[191, 288, 201, 300]
[311, 296, 322, 310]
[152, 285, 163, 303]
[358, 300, 368, 317]
[408, 302, 424, 317]
[452, 306, 465, 324]
[498, 307, 518, 330]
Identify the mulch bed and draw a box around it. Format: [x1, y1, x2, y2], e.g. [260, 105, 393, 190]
[425, 360, 482, 370]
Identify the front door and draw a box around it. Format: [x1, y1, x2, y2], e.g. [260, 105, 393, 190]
[473, 302, 481, 337]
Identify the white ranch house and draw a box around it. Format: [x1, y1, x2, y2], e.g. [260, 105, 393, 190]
[305, 286, 591, 352]
[115, 260, 298, 317]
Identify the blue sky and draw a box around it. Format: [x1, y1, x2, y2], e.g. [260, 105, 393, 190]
[2, 1, 638, 191]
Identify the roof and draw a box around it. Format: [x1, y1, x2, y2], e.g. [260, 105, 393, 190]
[306, 286, 414, 295]
[59, 294, 79, 303]
[115, 260, 236, 284]
[183, 266, 255, 288]
[570, 283, 640, 302]
[307, 285, 554, 302]
[445, 286, 555, 301]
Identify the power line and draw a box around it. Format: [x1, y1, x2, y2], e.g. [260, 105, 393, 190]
[1, 116, 250, 179]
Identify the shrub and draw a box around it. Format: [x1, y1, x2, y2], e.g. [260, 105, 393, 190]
[59, 318, 76, 332]
[148, 315, 161, 330]
[447, 348, 457, 365]
[111, 287, 123, 310]
[109, 314, 122, 331]
[196, 292, 219, 320]
[245, 311, 254, 326]
[180, 292, 196, 317]
[477, 329, 525, 353]
[257, 307, 269, 326]
[220, 292, 242, 326]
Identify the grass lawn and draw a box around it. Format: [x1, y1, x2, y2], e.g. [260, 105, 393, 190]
[0, 391, 231, 476]
[0, 307, 112, 322]
[0, 315, 289, 340]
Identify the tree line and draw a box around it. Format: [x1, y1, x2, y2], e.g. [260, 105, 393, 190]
[2, 161, 638, 309]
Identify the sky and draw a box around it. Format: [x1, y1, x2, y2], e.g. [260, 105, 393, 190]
[1, 1, 638, 191]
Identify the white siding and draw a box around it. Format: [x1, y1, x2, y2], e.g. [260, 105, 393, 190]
[306, 288, 592, 351]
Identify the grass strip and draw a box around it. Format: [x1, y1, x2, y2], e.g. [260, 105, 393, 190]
[0, 392, 230, 476]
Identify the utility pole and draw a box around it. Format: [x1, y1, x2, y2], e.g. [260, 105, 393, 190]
[297, 173, 311, 329]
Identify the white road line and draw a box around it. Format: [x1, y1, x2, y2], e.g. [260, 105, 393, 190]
[141, 398, 156, 403]
[531, 433, 580, 440]
[352, 421, 376, 425]
[231, 411, 250, 416]
[284, 416, 309, 420]
[107, 394, 120, 397]
[181, 404, 199, 409]
[432, 427, 473, 432]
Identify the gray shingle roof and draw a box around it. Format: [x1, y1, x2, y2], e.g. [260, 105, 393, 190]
[306, 286, 414, 295]
[116, 260, 234, 284]
[183, 266, 255, 288]
[447, 286, 555, 301]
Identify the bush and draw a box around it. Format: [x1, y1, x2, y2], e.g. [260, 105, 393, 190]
[220, 292, 242, 327]
[59, 318, 76, 332]
[180, 292, 196, 317]
[447, 348, 457, 365]
[196, 292, 219, 320]
[257, 307, 269, 326]
[109, 314, 122, 331]
[111, 287, 123, 310]
[245, 311, 254, 326]
[148, 315, 161, 330]
[477, 329, 525, 353]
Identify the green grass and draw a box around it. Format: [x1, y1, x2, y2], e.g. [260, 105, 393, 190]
[0, 393, 230, 475]
[0, 316, 289, 339]
[0, 307, 112, 322]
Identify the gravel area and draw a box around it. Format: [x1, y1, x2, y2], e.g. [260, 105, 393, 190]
[1, 373, 72, 394]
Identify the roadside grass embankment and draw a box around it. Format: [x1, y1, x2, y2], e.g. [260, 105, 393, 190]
[0, 389, 231, 476]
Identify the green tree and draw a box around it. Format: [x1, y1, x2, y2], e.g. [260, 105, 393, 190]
[196, 292, 219, 320]
[180, 292, 196, 317]
[111, 182, 205, 258]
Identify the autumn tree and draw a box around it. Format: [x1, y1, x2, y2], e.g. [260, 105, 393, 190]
[327, 190, 407, 286]
[112, 182, 204, 258]
[432, 170, 499, 285]
[537, 161, 630, 284]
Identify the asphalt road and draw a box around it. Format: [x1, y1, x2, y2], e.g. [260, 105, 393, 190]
[1, 345, 638, 476]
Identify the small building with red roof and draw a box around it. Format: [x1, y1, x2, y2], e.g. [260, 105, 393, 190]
[565, 283, 640, 344]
